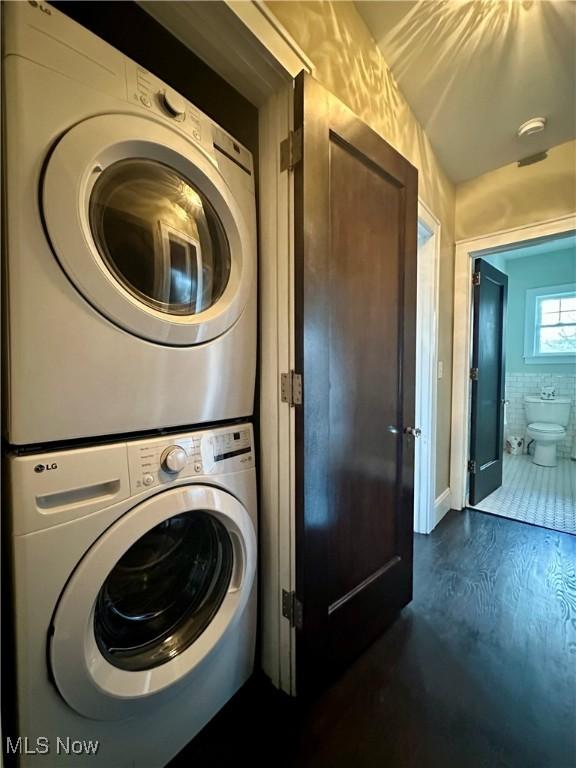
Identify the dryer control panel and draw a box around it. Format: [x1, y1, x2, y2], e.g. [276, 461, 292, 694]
[127, 424, 254, 494]
[124, 62, 253, 175]
[125, 62, 216, 155]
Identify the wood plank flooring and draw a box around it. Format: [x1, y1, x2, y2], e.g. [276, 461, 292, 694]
[169, 509, 576, 768]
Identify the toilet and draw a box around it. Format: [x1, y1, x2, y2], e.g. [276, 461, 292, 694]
[524, 396, 571, 467]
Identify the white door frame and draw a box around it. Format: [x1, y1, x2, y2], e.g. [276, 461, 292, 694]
[414, 200, 441, 534]
[140, 0, 313, 696]
[449, 213, 576, 511]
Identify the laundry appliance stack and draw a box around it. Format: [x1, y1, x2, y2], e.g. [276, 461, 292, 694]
[2, 3, 258, 766]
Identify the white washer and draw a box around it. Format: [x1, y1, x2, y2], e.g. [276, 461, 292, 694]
[7, 423, 257, 767]
[3, 2, 256, 445]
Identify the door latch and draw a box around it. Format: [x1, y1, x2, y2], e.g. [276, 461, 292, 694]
[404, 426, 422, 438]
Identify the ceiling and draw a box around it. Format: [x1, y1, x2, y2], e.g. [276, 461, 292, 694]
[355, 1, 576, 183]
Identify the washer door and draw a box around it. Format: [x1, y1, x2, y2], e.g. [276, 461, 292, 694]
[50, 485, 256, 720]
[42, 114, 253, 346]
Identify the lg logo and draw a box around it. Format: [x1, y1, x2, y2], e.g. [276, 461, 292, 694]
[28, 1, 52, 15]
[34, 463, 58, 473]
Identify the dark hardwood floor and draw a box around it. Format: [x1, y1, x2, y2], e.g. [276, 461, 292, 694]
[169, 509, 576, 768]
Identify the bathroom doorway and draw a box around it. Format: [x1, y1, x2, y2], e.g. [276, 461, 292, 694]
[451, 224, 576, 535]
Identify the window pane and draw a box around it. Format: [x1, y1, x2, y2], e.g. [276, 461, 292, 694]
[560, 296, 576, 311]
[540, 298, 560, 314]
[540, 311, 559, 326]
[560, 309, 576, 324]
[538, 325, 576, 354]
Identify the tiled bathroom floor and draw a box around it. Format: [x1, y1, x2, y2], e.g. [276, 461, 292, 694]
[472, 454, 576, 535]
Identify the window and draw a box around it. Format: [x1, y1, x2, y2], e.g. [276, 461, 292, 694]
[524, 284, 576, 364]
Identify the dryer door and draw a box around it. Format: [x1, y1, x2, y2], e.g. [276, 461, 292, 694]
[42, 114, 254, 346]
[50, 485, 256, 720]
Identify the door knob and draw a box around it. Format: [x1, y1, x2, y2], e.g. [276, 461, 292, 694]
[388, 426, 421, 437]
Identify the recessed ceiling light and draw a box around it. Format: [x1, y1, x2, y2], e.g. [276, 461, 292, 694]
[517, 117, 547, 137]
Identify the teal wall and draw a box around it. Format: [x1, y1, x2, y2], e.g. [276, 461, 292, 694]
[504, 249, 576, 373]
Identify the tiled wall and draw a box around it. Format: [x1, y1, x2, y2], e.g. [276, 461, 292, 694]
[505, 373, 576, 459]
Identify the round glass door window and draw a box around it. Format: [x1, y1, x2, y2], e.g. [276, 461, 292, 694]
[89, 159, 231, 316]
[94, 510, 233, 671]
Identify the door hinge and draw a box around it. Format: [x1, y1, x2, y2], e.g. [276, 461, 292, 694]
[472, 272, 481, 286]
[280, 128, 302, 172]
[468, 459, 477, 474]
[470, 367, 479, 381]
[282, 589, 303, 630]
[281, 371, 303, 406]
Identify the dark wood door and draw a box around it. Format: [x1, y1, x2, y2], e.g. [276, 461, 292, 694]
[293, 73, 418, 691]
[469, 258, 508, 505]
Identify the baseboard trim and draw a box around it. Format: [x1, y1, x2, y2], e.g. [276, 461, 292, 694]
[434, 488, 451, 527]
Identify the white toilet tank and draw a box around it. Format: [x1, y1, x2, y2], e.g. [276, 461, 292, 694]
[524, 396, 571, 426]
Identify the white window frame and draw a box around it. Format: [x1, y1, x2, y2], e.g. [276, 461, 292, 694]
[523, 283, 576, 365]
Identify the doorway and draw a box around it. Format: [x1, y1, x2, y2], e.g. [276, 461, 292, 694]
[469, 235, 576, 534]
[414, 201, 441, 534]
[451, 216, 576, 535]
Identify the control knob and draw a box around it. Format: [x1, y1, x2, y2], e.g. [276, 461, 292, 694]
[160, 445, 187, 473]
[161, 89, 186, 119]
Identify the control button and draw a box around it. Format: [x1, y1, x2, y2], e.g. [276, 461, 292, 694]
[139, 94, 152, 108]
[143, 473, 154, 486]
[161, 445, 187, 474]
[194, 462, 203, 473]
[161, 89, 186, 118]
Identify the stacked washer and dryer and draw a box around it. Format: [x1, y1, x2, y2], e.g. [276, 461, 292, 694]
[3, 4, 257, 766]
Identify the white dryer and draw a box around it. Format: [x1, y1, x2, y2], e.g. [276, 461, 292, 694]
[7, 423, 257, 767]
[3, 2, 256, 445]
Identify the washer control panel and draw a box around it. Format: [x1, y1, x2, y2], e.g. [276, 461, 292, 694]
[127, 424, 253, 494]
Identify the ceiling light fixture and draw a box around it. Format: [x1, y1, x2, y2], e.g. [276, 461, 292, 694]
[517, 117, 547, 138]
